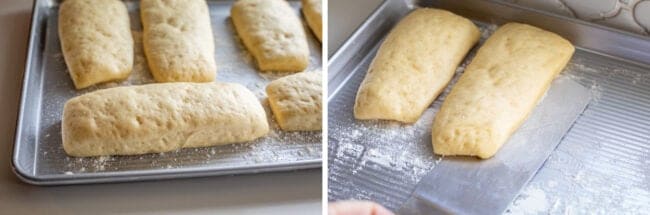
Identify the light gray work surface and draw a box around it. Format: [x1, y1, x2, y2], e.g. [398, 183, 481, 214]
[0, 0, 321, 214]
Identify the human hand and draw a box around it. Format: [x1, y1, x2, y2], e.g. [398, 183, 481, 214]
[328, 200, 394, 215]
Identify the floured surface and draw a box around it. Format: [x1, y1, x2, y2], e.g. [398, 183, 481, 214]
[19, 0, 321, 181]
[328, 17, 650, 213]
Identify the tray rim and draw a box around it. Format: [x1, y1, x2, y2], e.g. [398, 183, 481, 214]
[11, 0, 41, 185]
[328, 0, 650, 98]
[328, 0, 391, 77]
[13, 158, 321, 186]
[12, 0, 322, 186]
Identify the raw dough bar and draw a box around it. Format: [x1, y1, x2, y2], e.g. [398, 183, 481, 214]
[62, 83, 269, 157]
[141, 0, 217, 82]
[231, 0, 310, 72]
[432, 23, 575, 159]
[302, 0, 322, 41]
[58, 0, 133, 89]
[354, 8, 480, 123]
[267, 71, 322, 131]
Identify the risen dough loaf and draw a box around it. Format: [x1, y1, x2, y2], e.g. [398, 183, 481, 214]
[432, 23, 575, 159]
[231, 0, 310, 72]
[267, 71, 322, 131]
[140, 0, 216, 82]
[62, 83, 269, 157]
[301, 0, 322, 41]
[354, 8, 480, 123]
[58, 0, 133, 89]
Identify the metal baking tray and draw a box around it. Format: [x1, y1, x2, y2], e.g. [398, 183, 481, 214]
[328, 0, 650, 213]
[12, 0, 322, 185]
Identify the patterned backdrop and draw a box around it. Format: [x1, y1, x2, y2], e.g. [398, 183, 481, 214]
[502, 0, 650, 35]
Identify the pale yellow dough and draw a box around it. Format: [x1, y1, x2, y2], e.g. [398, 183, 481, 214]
[432, 23, 575, 159]
[58, 0, 133, 89]
[354, 8, 480, 123]
[302, 0, 322, 41]
[141, 0, 217, 82]
[62, 83, 269, 157]
[231, 0, 310, 72]
[267, 71, 322, 131]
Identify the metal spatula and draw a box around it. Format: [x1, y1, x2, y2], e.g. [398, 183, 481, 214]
[398, 77, 591, 215]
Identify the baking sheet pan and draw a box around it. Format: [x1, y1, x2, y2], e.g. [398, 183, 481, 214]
[12, 0, 322, 185]
[328, 0, 650, 213]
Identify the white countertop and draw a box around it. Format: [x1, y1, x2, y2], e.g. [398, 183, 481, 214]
[0, 0, 321, 214]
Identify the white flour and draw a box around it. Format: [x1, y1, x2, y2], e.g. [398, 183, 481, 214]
[331, 108, 440, 191]
[506, 187, 550, 215]
[563, 62, 604, 104]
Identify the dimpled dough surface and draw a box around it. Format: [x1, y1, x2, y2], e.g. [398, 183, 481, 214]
[231, 0, 310, 72]
[58, 0, 133, 89]
[432, 23, 575, 159]
[302, 0, 322, 41]
[140, 0, 217, 82]
[354, 8, 480, 123]
[62, 83, 269, 157]
[267, 71, 322, 131]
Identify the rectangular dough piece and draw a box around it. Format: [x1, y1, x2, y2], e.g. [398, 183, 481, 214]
[432, 23, 575, 159]
[354, 8, 480, 123]
[267, 71, 322, 131]
[62, 83, 269, 157]
[58, 0, 133, 89]
[301, 0, 322, 42]
[140, 0, 216, 82]
[231, 0, 310, 72]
